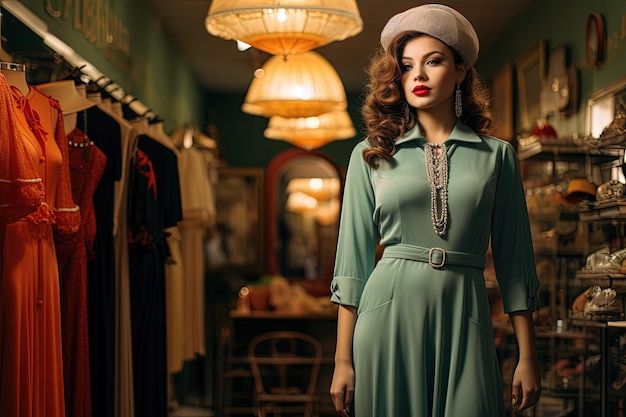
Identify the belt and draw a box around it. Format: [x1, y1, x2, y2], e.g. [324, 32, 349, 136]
[381, 244, 485, 270]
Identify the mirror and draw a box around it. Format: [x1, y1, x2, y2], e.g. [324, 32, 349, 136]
[264, 149, 344, 287]
[208, 167, 264, 274]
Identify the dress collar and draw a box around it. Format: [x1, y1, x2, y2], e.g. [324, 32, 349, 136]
[394, 119, 482, 146]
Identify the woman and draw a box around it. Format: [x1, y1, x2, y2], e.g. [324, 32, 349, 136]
[329, 4, 541, 417]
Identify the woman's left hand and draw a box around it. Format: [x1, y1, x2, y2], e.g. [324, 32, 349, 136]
[511, 356, 541, 414]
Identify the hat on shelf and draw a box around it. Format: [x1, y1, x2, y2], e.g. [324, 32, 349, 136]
[532, 119, 558, 139]
[564, 178, 597, 203]
[380, 4, 479, 67]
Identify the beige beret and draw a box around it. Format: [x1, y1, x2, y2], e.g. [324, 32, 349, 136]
[380, 4, 479, 67]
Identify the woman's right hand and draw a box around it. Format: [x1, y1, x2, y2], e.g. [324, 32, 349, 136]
[330, 361, 355, 417]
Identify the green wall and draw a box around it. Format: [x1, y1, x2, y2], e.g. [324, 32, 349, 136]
[2, 0, 206, 132]
[479, 0, 626, 138]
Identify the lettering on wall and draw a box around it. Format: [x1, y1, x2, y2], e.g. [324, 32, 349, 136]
[44, 0, 131, 71]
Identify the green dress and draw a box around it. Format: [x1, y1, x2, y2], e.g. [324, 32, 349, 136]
[331, 121, 539, 417]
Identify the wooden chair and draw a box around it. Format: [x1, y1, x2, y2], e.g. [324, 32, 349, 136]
[218, 326, 255, 416]
[247, 331, 323, 417]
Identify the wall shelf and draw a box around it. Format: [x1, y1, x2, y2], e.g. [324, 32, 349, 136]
[579, 199, 626, 221]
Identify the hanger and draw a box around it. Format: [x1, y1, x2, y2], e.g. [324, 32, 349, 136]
[61, 65, 87, 82]
[61, 65, 98, 94]
[148, 115, 164, 125]
[194, 129, 218, 150]
[121, 97, 141, 120]
[88, 79, 117, 102]
[170, 124, 218, 151]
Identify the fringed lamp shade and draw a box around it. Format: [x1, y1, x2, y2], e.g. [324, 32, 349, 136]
[264, 110, 355, 149]
[205, 0, 363, 56]
[242, 51, 347, 118]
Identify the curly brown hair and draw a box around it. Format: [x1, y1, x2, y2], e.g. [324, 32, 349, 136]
[361, 31, 494, 168]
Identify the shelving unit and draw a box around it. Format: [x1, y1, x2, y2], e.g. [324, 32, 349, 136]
[574, 190, 626, 417]
[568, 318, 626, 417]
[516, 141, 626, 417]
[579, 199, 626, 222]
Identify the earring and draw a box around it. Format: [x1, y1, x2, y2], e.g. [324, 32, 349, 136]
[454, 84, 462, 118]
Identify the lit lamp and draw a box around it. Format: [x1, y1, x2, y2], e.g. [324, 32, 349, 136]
[242, 51, 347, 118]
[265, 110, 355, 149]
[285, 191, 318, 213]
[286, 177, 340, 200]
[205, 0, 363, 56]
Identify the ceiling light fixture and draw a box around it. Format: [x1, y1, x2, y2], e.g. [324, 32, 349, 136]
[264, 110, 355, 150]
[286, 177, 341, 200]
[205, 0, 363, 56]
[242, 51, 347, 119]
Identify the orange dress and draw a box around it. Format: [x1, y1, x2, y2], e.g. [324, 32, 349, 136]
[0, 75, 79, 417]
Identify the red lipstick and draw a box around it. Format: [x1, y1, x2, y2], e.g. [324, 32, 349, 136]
[412, 85, 431, 96]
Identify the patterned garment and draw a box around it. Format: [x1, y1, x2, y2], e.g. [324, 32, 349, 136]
[55, 127, 107, 417]
[1, 76, 80, 417]
[0, 74, 44, 223]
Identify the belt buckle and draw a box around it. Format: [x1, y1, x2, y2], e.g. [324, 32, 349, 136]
[428, 247, 446, 268]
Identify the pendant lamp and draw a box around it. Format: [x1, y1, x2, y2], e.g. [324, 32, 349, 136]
[242, 51, 347, 119]
[264, 110, 355, 150]
[205, 0, 363, 56]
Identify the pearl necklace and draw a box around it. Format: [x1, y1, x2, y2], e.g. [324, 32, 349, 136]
[424, 142, 449, 236]
[67, 110, 94, 148]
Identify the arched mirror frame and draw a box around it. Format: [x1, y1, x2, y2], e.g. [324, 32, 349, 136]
[264, 148, 345, 288]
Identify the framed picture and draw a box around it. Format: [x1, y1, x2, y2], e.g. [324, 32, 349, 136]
[515, 40, 547, 134]
[587, 74, 626, 138]
[208, 167, 264, 274]
[490, 63, 514, 141]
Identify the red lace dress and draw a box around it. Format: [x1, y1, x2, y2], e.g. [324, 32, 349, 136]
[0, 75, 79, 417]
[55, 127, 107, 417]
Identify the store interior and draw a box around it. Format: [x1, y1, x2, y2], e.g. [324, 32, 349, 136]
[1, 0, 626, 417]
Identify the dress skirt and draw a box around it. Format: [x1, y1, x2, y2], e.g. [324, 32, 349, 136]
[353, 257, 504, 417]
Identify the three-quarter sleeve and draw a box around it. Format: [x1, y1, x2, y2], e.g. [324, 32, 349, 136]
[491, 142, 540, 313]
[330, 141, 379, 308]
